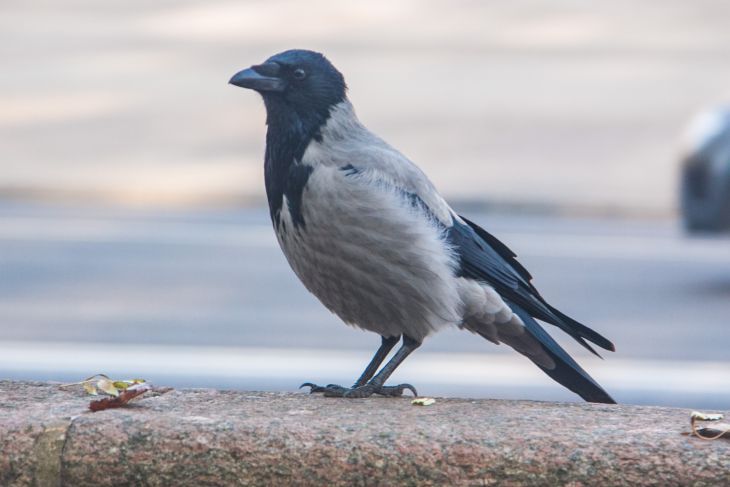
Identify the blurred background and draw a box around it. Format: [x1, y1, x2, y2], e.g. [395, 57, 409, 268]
[2, 0, 730, 408]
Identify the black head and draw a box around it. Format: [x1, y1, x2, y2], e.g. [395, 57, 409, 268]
[230, 51, 348, 226]
[229, 49, 346, 123]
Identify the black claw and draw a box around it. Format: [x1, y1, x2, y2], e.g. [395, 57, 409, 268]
[299, 382, 326, 393]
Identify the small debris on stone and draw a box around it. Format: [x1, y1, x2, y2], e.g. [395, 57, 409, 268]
[59, 374, 152, 411]
[89, 382, 152, 412]
[411, 397, 436, 406]
[690, 411, 730, 441]
[60, 374, 147, 397]
[691, 411, 724, 422]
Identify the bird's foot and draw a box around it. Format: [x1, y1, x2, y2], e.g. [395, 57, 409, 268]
[300, 382, 417, 398]
[299, 383, 349, 396]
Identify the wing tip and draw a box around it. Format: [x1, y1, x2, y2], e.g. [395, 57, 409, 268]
[547, 304, 616, 353]
[581, 388, 617, 404]
[510, 303, 617, 405]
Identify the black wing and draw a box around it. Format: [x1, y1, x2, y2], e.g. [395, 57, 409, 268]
[351, 173, 614, 355]
[449, 215, 615, 355]
[344, 168, 616, 402]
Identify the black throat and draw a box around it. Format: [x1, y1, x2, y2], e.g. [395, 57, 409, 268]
[262, 96, 334, 228]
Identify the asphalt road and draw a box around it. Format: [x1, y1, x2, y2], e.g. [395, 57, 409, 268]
[1, 202, 729, 408]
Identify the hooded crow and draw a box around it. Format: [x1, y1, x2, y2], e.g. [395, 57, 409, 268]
[230, 49, 616, 403]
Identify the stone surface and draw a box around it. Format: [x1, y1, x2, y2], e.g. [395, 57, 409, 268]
[1, 380, 729, 486]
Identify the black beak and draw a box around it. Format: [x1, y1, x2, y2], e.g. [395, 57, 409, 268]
[229, 62, 286, 92]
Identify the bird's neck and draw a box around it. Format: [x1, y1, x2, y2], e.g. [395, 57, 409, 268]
[262, 98, 356, 225]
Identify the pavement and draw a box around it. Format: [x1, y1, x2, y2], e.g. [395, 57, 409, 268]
[2, 0, 730, 214]
[1, 202, 729, 408]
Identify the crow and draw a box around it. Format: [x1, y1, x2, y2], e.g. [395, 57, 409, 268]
[229, 49, 616, 403]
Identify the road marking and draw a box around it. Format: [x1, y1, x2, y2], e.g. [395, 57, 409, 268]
[0, 341, 727, 400]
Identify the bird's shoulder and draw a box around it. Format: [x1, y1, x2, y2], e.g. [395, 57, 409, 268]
[303, 130, 453, 225]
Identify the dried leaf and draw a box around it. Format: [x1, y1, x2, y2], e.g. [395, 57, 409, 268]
[60, 374, 148, 400]
[96, 378, 119, 397]
[82, 381, 98, 395]
[691, 411, 724, 421]
[411, 397, 436, 406]
[89, 383, 151, 412]
[690, 411, 730, 441]
[60, 374, 109, 392]
[695, 425, 730, 439]
[113, 379, 146, 390]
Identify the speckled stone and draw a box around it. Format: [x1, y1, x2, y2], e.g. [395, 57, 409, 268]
[1, 381, 729, 486]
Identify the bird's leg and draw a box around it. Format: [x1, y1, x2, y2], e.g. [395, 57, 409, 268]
[302, 335, 421, 398]
[346, 335, 421, 397]
[301, 335, 400, 395]
[352, 335, 401, 387]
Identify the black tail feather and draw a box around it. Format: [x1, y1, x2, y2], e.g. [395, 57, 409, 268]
[508, 302, 616, 404]
[545, 303, 616, 353]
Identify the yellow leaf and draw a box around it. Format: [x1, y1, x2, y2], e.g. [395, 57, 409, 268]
[97, 378, 120, 397]
[113, 378, 147, 389]
[82, 381, 98, 396]
[411, 397, 436, 406]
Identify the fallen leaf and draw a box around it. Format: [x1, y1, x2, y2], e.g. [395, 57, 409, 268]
[113, 379, 146, 389]
[96, 378, 119, 397]
[691, 411, 724, 421]
[61, 374, 115, 395]
[89, 383, 151, 412]
[690, 411, 730, 441]
[411, 397, 436, 406]
[82, 381, 98, 396]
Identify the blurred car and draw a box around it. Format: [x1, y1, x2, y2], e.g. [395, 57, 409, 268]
[680, 105, 730, 233]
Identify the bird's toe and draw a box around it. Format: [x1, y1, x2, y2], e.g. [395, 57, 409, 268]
[342, 384, 376, 398]
[300, 382, 351, 396]
[321, 385, 350, 397]
[301, 382, 418, 398]
[377, 383, 418, 397]
[300, 382, 330, 394]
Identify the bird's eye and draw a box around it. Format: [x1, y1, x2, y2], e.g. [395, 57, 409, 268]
[293, 68, 306, 80]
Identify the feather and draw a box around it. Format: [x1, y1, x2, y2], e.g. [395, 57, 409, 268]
[452, 216, 615, 355]
[506, 302, 616, 404]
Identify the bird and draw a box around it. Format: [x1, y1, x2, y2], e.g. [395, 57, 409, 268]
[229, 49, 616, 404]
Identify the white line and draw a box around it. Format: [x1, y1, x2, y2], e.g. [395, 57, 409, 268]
[0, 341, 727, 398]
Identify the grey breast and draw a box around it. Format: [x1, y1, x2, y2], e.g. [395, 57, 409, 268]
[274, 163, 462, 341]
